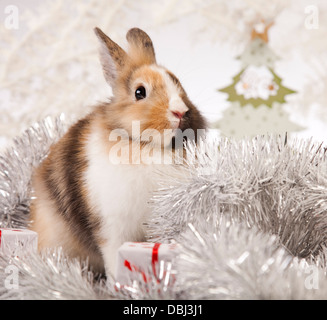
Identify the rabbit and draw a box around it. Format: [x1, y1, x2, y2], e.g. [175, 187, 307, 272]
[29, 27, 207, 276]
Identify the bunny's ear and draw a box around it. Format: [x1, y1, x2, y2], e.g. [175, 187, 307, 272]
[126, 28, 156, 65]
[94, 27, 127, 87]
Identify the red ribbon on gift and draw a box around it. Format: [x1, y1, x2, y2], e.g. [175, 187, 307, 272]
[151, 243, 161, 282]
[124, 242, 162, 283]
[124, 259, 147, 282]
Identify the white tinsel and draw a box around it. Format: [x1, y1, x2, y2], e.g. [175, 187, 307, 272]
[1, 116, 327, 299]
[175, 220, 327, 300]
[0, 247, 111, 300]
[148, 134, 327, 263]
[0, 114, 69, 228]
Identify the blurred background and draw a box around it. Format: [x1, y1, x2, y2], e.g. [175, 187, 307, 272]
[0, 0, 326, 149]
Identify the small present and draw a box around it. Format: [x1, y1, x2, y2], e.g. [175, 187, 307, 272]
[0, 228, 38, 256]
[115, 242, 178, 285]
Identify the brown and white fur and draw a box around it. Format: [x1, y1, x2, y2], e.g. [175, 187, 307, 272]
[30, 27, 206, 275]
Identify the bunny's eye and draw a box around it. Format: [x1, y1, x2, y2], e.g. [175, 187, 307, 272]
[135, 86, 146, 100]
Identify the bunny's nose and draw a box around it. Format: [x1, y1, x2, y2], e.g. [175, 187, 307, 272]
[172, 111, 185, 120]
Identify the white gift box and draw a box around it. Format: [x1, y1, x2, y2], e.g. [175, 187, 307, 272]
[0, 228, 38, 256]
[115, 242, 178, 285]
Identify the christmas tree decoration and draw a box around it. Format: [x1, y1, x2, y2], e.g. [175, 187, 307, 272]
[215, 24, 303, 138]
[220, 39, 295, 108]
[216, 102, 303, 139]
[195, 0, 291, 50]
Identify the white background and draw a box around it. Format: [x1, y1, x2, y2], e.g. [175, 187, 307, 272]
[0, 0, 326, 147]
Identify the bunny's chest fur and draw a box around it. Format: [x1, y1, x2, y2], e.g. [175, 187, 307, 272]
[84, 128, 168, 240]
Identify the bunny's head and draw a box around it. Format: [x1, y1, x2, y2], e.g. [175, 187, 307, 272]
[95, 27, 206, 147]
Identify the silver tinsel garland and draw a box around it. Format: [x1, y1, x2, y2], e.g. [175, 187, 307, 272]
[1, 116, 327, 299]
[0, 114, 69, 228]
[148, 135, 327, 262]
[175, 220, 327, 299]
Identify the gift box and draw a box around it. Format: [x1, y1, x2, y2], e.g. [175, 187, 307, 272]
[0, 228, 38, 256]
[115, 242, 178, 285]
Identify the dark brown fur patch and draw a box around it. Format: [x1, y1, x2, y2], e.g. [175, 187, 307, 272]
[181, 94, 207, 133]
[166, 70, 207, 144]
[41, 115, 102, 256]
